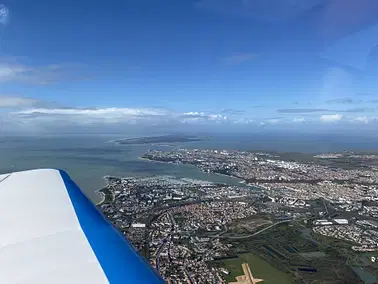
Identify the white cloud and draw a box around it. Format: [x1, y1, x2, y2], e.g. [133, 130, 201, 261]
[351, 116, 378, 124]
[352, 116, 369, 124]
[0, 106, 234, 134]
[14, 107, 229, 126]
[266, 118, 280, 124]
[5, 97, 377, 134]
[293, 117, 305, 123]
[18, 108, 168, 117]
[233, 118, 254, 124]
[320, 114, 343, 122]
[0, 95, 40, 108]
[259, 118, 281, 127]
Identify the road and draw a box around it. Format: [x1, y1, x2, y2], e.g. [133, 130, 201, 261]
[322, 199, 329, 216]
[184, 269, 195, 284]
[220, 220, 291, 239]
[155, 212, 175, 271]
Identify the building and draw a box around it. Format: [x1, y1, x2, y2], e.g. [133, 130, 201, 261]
[131, 223, 146, 228]
[314, 220, 333, 226]
[334, 219, 348, 225]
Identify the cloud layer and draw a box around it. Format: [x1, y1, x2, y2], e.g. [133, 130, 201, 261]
[5, 107, 229, 134]
[1, 94, 378, 134]
[277, 107, 377, 114]
[277, 108, 329, 113]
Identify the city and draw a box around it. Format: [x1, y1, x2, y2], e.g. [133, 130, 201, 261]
[98, 149, 378, 283]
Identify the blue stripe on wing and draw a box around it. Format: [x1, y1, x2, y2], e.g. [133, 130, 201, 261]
[59, 170, 164, 284]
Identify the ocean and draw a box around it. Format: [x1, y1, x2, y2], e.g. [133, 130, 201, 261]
[1, 133, 378, 203]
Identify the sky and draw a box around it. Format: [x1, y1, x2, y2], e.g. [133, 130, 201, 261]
[0, 0, 378, 135]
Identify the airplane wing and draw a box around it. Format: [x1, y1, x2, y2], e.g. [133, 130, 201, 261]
[0, 169, 164, 284]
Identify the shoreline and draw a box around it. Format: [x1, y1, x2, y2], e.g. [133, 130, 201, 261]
[94, 175, 111, 206]
[140, 156, 244, 183]
[139, 157, 265, 191]
[95, 190, 106, 206]
[138, 156, 181, 165]
[93, 158, 261, 207]
[94, 157, 258, 206]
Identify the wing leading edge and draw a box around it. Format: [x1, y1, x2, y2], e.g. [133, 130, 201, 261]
[0, 169, 164, 284]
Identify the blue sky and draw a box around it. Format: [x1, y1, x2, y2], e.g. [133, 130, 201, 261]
[0, 0, 378, 134]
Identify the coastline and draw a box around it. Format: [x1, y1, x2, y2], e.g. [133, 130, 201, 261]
[139, 157, 265, 191]
[94, 157, 262, 207]
[95, 189, 106, 206]
[108, 135, 203, 147]
[138, 156, 179, 165]
[140, 156, 244, 183]
[94, 176, 111, 206]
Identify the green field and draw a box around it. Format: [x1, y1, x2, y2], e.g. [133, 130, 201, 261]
[221, 253, 294, 284]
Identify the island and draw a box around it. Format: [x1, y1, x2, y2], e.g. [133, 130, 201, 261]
[110, 134, 203, 145]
